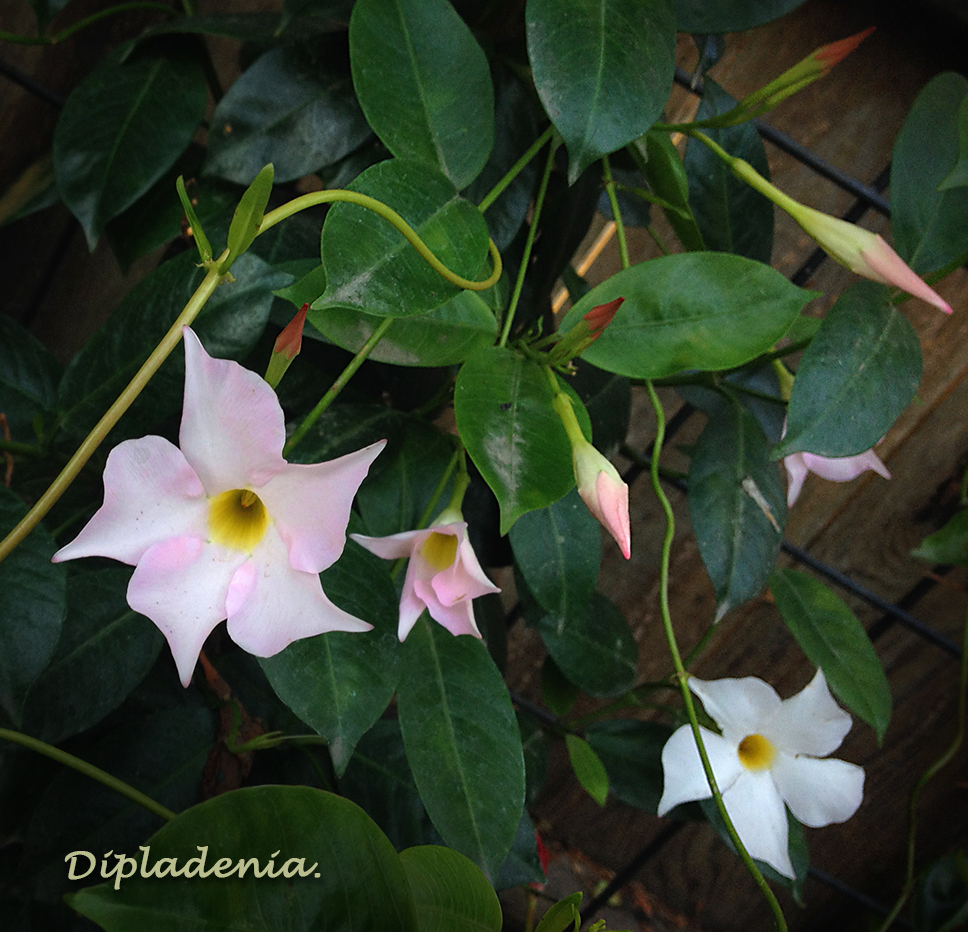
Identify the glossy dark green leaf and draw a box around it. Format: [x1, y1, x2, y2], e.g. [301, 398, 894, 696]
[586, 719, 673, 815]
[0, 314, 61, 444]
[68, 786, 419, 932]
[53, 50, 207, 248]
[400, 846, 502, 932]
[536, 893, 583, 932]
[495, 809, 545, 890]
[311, 290, 498, 366]
[912, 852, 968, 932]
[260, 540, 400, 774]
[315, 159, 489, 318]
[526, 0, 675, 182]
[689, 401, 785, 621]
[913, 510, 968, 567]
[0, 487, 66, 727]
[892, 72, 968, 274]
[57, 252, 281, 444]
[540, 655, 579, 716]
[537, 593, 637, 698]
[640, 131, 705, 251]
[224, 164, 274, 272]
[561, 253, 810, 379]
[286, 404, 406, 467]
[939, 96, 968, 191]
[684, 79, 773, 263]
[675, 0, 808, 33]
[775, 282, 921, 458]
[397, 617, 525, 881]
[770, 568, 892, 742]
[22, 568, 163, 744]
[350, 0, 493, 188]
[454, 347, 589, 534]
[143, 12, 288, 41]
[565, 734, 609, 806]
[206, 46, 372, 185]
[509, 489, 600, 621]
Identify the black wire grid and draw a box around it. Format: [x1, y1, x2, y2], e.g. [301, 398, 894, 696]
[1, 52, 963, 932]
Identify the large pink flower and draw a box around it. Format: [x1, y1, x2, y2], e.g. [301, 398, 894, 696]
[53, 328, 384, 686]
[784, 446, 890, 507]
[351, 515, 500, 640]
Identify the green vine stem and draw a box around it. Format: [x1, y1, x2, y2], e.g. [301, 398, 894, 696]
[498, 135, 560, 347]
[477, 126, 555, 213]
[645, 379, 789, 932]
[601, 154, 630, 270]
[0, 250, 230, 566]
[0, 2, 177, 45]
[0, 727, 176, 822]
[875, 598, 968, 932]
[258, 191, 503, 292]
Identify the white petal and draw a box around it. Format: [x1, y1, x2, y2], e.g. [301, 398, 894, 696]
[225, 529, 371, 657]
[766, 668, 853, 756]
[260, 440, 386, 573]
[722, 770, 795, 878]
[783, 453, 809, 507]
[657, 725, 742, 816]
[689, 676, 782, 745]
[53, 436, 207, 565]
[179, 327, 286, 493]
[801, 449, 890, 483]
[127, 536, 243, 686]
[351, 529, 425, 561]
[771, 753, 864, 827]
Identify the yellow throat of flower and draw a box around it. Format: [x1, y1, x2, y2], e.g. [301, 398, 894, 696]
[208, 488, 269, 553]
[420, 532, 458, 572]
[737, 733, 776, 771]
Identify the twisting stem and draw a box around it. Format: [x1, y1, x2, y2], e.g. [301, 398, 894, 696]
[602, 154, 630, 270]
[478, 126, 555, 213]
[0, 727, 176, 822]
[644, 379, 788, 932]
[259, 191, 502, 292]
[283, 318, 394, 457]
[0, 252, 230, 566]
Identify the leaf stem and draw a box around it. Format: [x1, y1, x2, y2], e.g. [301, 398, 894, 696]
[602, 154, 630, 270]
[0, 727, 176, 822]
[0, 252, 230, 566]
[477, 126, 555, 213]
[644, 379, 788, 932]
[0, 2, 177, 44]
[283, 317, 394, 457]
[259, 191, 502, 292]
[498, 136, 559, 348]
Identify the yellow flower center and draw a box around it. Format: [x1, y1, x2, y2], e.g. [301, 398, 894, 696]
[208, 488, 269, 553]
[737, 733, 776, 771]
[420, 532, 458, 572]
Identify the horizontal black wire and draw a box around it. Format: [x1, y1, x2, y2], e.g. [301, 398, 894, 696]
[0, 58, 64, 108]
[808, 867, 912, 927]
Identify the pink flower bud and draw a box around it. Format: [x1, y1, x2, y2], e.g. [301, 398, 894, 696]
[573, 442, 631, 560]
[813, 27, 875, 72]
[582, 297, 624, 341]
[265, 304, 308, 388]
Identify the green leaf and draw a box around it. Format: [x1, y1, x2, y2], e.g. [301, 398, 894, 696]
[775, 282, 921, 458]
[892, 72, 968, 274]
[0, 313, 61, 444]
[689, 400, 785, 621]
[674, 0, 808, 33]
[535, 893, 583, 932]
[769, 568, 892, 742]
[22, 569, 163, 744]
[397, 618, 525, 881]
[400, 846, 502, 932]
[561, 253, 811, 379]
[286, 404, 407, 467]
[537, 593, 638, 698]
[68, 786, 419, 932]
[685, 79, 774, 263]
[454, 347, 587, 534]
[0, 487, 66, 727]
[260, 540, 401, 774]
[586, 719, 673, 815]
[310, 290, 498, 367]
[206, 46, 372, 185]
[939, 96, 968, 191]
[349, 0, 494, 188]
[540, 656, 579, 717]
[315, 159, 489, 318]
[176, 174, 212, 263]
[57, 252, 282, 444]
[912, 852, 968, 932]
[913, 510, 968, 566]
[223, 163, 274, 272]
[53, 49, 207, 248]
[526, 0, 675, 182]
[639, 131, 705, 251]
[565, 735, 609, 806]
[509, 489, 600, 622]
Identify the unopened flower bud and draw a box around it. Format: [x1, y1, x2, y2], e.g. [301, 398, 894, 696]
[265, 304, 308, 388]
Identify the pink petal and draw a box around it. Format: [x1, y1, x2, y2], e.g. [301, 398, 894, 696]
[722, 770, 794, 878]
[179, 327, 287, 494]
[800, 448, 890, 484]
[225, 529, 371, 657]
[860, 235, 952, 314]
[351, 529, 426, 561]
[594, 471, 631, 559]
[657, 725, 742, 815]
[397, 553, 430, 640]
[430, 524, 500, 607]
[771, 754, 864, 827]
[53, 436, 207, 565]
[689, 676, 782, 746]
[260, 440, 386, 574]
[783, 452, 810, 507]
[414, 577, 481, 637]
[127, 535, 244, 686]
[766, 668, 853, 757]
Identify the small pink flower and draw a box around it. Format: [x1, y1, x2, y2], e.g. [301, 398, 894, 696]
[784, 446, 890, 507]
[351, 515, 500, 640]
[573, 442, 631, 560]
[53, 327, 384, 686]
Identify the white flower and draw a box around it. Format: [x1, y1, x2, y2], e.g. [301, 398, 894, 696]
[657, 670, 864, 878]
